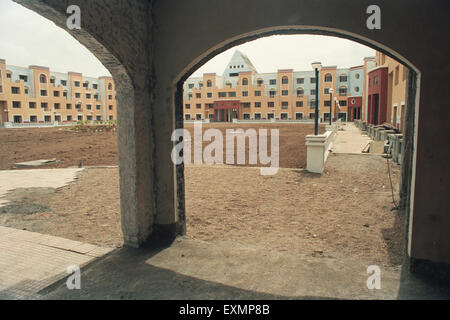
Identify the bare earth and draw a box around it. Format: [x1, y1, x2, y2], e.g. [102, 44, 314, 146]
[0, 153, 404, 267]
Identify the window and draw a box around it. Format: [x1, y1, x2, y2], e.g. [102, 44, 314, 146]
[281, 113, 288, 120]
[185, 104, 190, 109]
[108, 83, 113, 90]
[96, 116, 102, 121]
[229, 73, 238, 77]
[340, 100, 347, 107]
[297, 88, 304, 97]
[268, 102, 274, 108]
[11, 87, 20, 94]
[355, 73, 360, 79]
[93, 84, 98, 89]
[355, 86, 360, 93]
[403, 66, 407, 81]
[207, 80, 212, 87]
[40, 75, 47, 83]
[83, 82, 89, 88]
[86, 104, 92, 110]
[24, 87, 29, 94]
[296, 113, 303, 120]
[185, 114, 191, 120]
[255, 102, 261, 108]
[76, 103, 82, 110]
[339, 87, 347, 96]
[78, 115, 83, 121]
[63, 91, 68, 97]
[67, 115, 73, 121]
[54, 91, 60, 97]
[310, 89, 316, 95]
[196, 104, 201, 109]
[282, 90, 289, 96]
[269, 90, 276, 98]
[12, 101, 21, 108]
[207, 92, 212, 98]
[188, 83, 194, 89]
[50, 78, 55, 84]
[242, 91, 248, 97]
[199, 82, 203, 88]
[254, 91, 261, 96]
[96, 105, 101, 110]
[41, 102, 48, 109]
[108, 95, 113, 100]
[310, 77, 316, 83]
[13, 115, 22, 123]
[74, 81, 80, 87]
[281, 102, 289, 108]
[296, 101, 303, 107]
[324, 88, 330, 94]
[282, 76, 289, 84]
[75, 92, 81, 98]
[339, 75, 347, 82]
[6, 73, 12, 79]
[228, 92, 236, 97]
[267, 113, 274, 120]
[242, 78, 248, 86]
[40, 90, 47, 96]
[86, 93, 92, 99]
[188, 93, 193, 99]
[54, 103, 60, 109]
[324, 74, 333, 82]
[94, 94, 99, 100]
[66, 104, 72, 109]
[243, 113, 250, 120]
[29, 102, 36, 109]
[87, 115, 93, 121]
[196, 93, 201, 98]
[269, 79, 276, 85]
[309, 100, 316, 108]
[257, 79, 264, 86]
[296, 78, 304, 84]
[395, 66, 399, 85]
[218, 92, 226, 98]
[30, 116, 37, 123]
[196, 114, 202, 120]
[374, 76, 378, 85]
[109, 105, 113, 110]
[19, 75, 28, 82]
[254, 113, 261, 120]
[61, 80, 67, 86]
[242, 103, 251, 108]
[324, 100, 331, 107]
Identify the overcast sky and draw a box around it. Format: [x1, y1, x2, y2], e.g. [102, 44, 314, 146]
[0, 0, 375, 79]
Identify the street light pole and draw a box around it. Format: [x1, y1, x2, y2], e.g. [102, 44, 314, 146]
[328, 88, 333, 125]
[311, 62, 322, 135]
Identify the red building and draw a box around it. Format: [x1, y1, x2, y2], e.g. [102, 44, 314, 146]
[347, 96, 362, 122]
[367, 67, 388, 125]
[213, 100, 240, 122]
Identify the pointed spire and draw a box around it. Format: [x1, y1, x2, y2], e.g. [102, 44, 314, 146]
[223, 50, 258, 77]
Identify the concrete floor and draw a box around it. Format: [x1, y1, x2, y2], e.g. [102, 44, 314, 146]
[40, 237, 450, 300]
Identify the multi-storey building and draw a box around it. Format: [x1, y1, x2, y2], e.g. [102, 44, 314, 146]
[183, 50, 370, 123]
[365, 52, 407, 131]
[0, 59, 117, 125]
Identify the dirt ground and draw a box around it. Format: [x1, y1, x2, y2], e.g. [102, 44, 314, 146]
[0, 153, 405, 267]
[0, 123, 324, 170]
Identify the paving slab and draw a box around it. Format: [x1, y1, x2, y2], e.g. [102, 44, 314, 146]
[331, 123, 372, 154]
[0, 168, 83, 207]
[0, 226, 114, 299]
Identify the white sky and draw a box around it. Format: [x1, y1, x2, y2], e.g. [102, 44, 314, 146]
[0, 0, 375, 79]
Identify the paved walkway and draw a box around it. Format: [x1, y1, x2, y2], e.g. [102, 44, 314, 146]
[331, 122, 372, 154]
[0, 168, 83, 207]
[0, 226, 114, 299]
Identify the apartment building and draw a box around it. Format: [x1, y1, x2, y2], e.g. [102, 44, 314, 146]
[366, 52, 407, 131]
[0, 59, 117, 125]
[183, 50, 369, 123]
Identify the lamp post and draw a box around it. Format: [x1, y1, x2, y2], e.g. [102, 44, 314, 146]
[311, 62, 322, 135]
[328, 88, 333, 125]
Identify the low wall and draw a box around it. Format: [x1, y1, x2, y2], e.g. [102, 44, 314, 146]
[305, 125, 338, 174]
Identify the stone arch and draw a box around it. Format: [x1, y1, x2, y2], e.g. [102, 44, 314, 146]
[172, 26, 421, 272]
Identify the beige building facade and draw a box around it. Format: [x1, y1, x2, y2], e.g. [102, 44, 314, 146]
[0, 59, 117, 125]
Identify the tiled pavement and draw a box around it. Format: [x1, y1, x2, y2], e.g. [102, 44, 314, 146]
[0, 226, 114, 299]
[331, 122, 372, 154]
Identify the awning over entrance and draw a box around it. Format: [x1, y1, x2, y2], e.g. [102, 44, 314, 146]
[213, 100, 240, 122]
